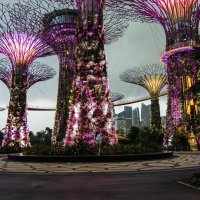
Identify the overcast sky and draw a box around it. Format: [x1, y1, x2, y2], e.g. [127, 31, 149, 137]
[0, 0, 167, 132]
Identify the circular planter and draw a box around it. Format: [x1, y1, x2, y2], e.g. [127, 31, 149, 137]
[8, 151, 173, 163]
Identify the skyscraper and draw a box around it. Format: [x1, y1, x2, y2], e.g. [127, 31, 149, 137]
[124, 106, 133, 134]
[132, 107, 140, 127]
[141, 103, 151, 127]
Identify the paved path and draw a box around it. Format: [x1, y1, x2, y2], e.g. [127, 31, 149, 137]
[0, 152, 200, 174]
[0, 168, 199, 200]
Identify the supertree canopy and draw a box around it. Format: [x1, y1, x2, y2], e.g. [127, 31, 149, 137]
[110, 92, 124, 102]
[120, 64, 167, 129]
[0, 58, 56, 90]
[0, 3, 55, 147]
[0, 58, 12, 89]
[20, 0, 130, 145]
[114, 0, 199, 46]
[48, 0, 130, 45]
[114, 0, 200, 147]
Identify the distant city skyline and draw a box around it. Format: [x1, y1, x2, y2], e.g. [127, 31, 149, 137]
[114, 102, 166, 135]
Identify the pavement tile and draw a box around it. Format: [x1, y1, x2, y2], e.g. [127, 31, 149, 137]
[0, 153, 200, 173]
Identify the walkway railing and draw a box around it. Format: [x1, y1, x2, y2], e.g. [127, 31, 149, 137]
[113, 91, 167, 107]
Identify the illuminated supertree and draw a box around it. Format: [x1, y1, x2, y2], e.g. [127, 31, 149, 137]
[21, 0, 130, 145]
[110, 92, 125, 102]
[0, 3, 55, 147]
[47, 0, 133, 147]
[114, 0, 200, 146]
[120, 64, 167, 129]
[0, 58, 56, 147]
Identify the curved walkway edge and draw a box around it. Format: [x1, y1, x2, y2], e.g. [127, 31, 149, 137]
[7, 152, 173, 162]
[0, 152, 199, 174]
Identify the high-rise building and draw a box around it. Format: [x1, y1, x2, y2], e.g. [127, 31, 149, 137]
[141, 103, 151, 127]
[116, 106, 133, 135]
[113, 108, 118, 130]
[132, 107, 140, 127]
[124, 106, 132, 134]
[116, 110, 125, 135]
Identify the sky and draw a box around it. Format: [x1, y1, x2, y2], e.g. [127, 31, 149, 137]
[0, 0, 167, 132]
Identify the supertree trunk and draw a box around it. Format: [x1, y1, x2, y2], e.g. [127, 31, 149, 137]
[3, 66, 29, 147]
[151, 97, 161, 130]
[52, 52, 75, 144]
[64, 0, 117, 147]
[164, 77, 177, 147]
[165, 51, 200, 147]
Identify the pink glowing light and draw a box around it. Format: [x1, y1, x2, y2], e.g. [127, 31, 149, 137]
[0, 33, 44, 66]
[159, 0, 196, 20]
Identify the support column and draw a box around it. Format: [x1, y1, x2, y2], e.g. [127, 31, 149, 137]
[52, 50, 75, 144]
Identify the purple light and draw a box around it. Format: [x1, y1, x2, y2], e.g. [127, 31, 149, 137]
[0, 33, 53, 67]
[161, 46, 194, 64]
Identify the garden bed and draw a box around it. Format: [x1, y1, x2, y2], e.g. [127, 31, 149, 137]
[0, 146, 21, 154]
[8, 151, 173, 163]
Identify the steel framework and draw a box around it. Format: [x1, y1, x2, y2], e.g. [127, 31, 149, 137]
[0, 3, 55, 147]
[120, 64, 167, 129]
[49, 0, 130, 44]
[110, 92, 125, 102]
[0, 58, 56, 89]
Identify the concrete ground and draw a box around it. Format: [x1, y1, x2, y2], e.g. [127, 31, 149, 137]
[0, 152, 199, 200]
[0, 168, 199, 200]
[0, 152, 200, 173]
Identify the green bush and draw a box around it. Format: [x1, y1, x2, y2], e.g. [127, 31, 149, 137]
[127, 126, 164, 149]
[127, 126, 140, 143]
[0, 146, 21, 154]
[30, 127, 52, 146]
[23, 143, 162, 156]
[171, 134, 190, 151]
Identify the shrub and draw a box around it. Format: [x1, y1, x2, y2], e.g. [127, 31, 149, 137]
[127, 126, 140, 143]
[23, 143, 162, 156]
[127, 126, 164, 149]
[0, 146, 21, 154]
[171, 133, 190, 151]
[30, 127, 52, 146]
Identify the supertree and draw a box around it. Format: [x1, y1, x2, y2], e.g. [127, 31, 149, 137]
[110, 92, 125, 102]
[20, 0, 130, 145]
[0, 58, 56, 147]
[114, 0, 200, 146]
[44, 0, 133, 147]
[120, 64, 167, 129]
[0, 3, 55, 147]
